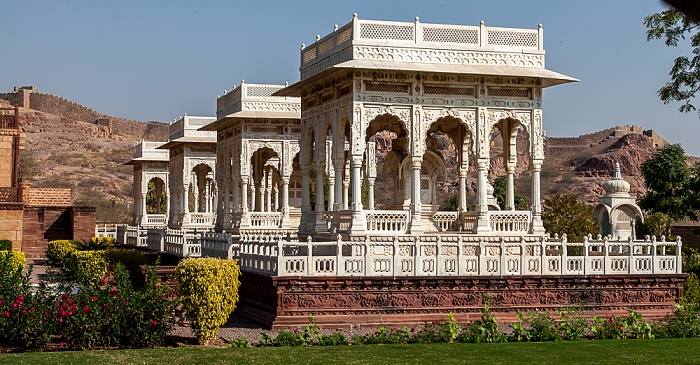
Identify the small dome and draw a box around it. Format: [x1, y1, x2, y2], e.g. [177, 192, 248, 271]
[486, 181, 495, 196]
[604, 162, 631, 196]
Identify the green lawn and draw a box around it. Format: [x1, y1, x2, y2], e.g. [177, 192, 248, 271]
[3, 339, 700, 365]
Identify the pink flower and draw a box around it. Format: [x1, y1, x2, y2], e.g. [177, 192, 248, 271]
[103, 303, 108, 308]
[3, 311, 9, 317]
[57, 317, 63, 323]
[17, 296, 24, 302]
[0, 299, 3, 305]
[101, 278, 107, 284]
[60, 310, 67, 316]
[83, 306, 89, 313]
[151, 320, 158, 326]
[91, 296, 97, 302]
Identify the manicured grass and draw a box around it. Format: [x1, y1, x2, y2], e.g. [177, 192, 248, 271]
[3, 338, 700, 365]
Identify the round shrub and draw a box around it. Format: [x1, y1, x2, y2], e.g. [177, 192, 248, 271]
[175, 258, 241, 344]
[65, 251, 108, 287]
[47, 240, 78, 266]
[0, 250, 25, 274]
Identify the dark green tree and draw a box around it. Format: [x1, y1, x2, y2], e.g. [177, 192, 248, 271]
[492, 176, 528, 210]
[645, 9, 700, 115]
[639, 144, 699, 221]
[542, 194, 599, 241]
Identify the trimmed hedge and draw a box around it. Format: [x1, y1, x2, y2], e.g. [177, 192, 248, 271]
[175, 258, 241, 344]
[46, 240, 78, 266]
[65, 251, 108, 287]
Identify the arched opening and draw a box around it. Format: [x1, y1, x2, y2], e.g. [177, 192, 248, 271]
[250, 147, 280, 212]
[490, 118, 530, 211]
[146, 177, 166, 214]
[365, 114, 409, 210]
[187, 163, 215, 213]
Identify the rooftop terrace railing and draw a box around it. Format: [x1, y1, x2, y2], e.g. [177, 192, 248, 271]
[216, 82, 301, 120]
[300, 15, 544, 75]
[132, 141, 169, 160]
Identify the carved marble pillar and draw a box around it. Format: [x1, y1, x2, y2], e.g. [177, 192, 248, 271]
[506, 166, 515, 211]
[475, 160, 491, 233]
[531, 160, 545, 234]
[349, 155, 365, 234]
[342, 160, 350, 210]
[141, 193, 147, 223]
[165, 192, 170, 226]
[281, 177, 291, 229]
[265, 171, 272, 213]
[314, 161, 327, 231]
[232, 178, 240, 213]
[239, 177, 250, 228]
[327, 176, 335, 211]
[410, 157, 423, 233]
[367, 178, 375, 211]
[458, 169, 467, 212]
[334, 160, 343, 210]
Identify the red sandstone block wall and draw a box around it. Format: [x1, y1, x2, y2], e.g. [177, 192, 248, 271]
[24, 188, 72, 207]
[71, 207, 96, 242]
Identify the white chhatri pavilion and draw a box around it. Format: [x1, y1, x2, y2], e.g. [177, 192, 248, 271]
[201, 81, 302, 232]
[276, 14, 578, 239]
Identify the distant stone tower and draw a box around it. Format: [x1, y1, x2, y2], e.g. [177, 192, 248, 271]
[592, 162, 643, 240]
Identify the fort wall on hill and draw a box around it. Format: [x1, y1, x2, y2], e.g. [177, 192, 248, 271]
[0, 86, 167, 141]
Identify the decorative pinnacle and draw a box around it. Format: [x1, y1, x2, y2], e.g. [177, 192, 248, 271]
[613, 162, 622, 179]
[415, 16, 420, 22]
[316, 35, 320, 41]
[285, 81, 289, 87]
[334, 24, 338, 31]
[353, 13, 357, 19]
[301, 43, 305, 49]
[241, 79, 245, 84]
[538, 23, 543, 29]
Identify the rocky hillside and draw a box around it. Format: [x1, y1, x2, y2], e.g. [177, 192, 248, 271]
[1, 90, 168, 223]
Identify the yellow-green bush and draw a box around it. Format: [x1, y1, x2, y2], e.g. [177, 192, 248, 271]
[65, 250, 108, 287]
[0, 250, 25, 275]
[175, 258, 241, 344]
[46, 240, 78, 266]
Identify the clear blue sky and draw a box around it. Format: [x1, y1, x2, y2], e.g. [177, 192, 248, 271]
[5, 1, 699, 155]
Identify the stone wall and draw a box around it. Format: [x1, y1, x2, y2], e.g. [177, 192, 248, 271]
[23, 187, 73, 207]
[0, 205, 23, 250]
[21, 206, 96, 259]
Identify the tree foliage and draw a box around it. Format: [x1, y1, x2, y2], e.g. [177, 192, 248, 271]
[542, 194, 598, 241]
[492, 176, 528, 210]
[645, 9, 700, 115]
[639, 144, 700, 221]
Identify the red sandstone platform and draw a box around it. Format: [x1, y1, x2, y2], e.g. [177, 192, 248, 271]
[237, 272, 687, 329]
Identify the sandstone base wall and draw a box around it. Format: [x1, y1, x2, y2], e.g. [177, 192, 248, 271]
[237, 273, 686, 329]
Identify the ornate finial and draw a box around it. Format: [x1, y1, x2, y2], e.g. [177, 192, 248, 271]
[334, 24, 338, 31]
[613, 162, 622, 179]
[285, 81, 289, 87]
[223, 90, 226, 95]
[353, 13, 358, 19]
[184, 113, 187, 116]
[241, 79, 245, 84]
[316, 35, 320, 41]
[538, 24, 543, 29]
[480, 20, 484, 26]
[415, 16, 420, 22]
[232, 85, 236, 89]
[301, 43, 305, 49]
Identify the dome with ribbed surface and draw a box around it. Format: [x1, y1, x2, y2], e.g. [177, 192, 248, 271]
[603, 162, 631, 196]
